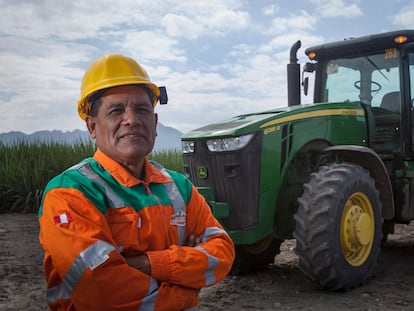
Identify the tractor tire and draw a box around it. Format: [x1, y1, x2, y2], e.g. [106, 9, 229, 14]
[231, 236, 282, 275]
[293, 163, 382, 290]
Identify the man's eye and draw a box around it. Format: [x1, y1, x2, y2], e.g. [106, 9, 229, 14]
[109, 107, 123, 114]
[136, 107, 151, 113]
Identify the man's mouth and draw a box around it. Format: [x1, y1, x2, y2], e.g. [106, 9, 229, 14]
[119, 133, 144, 139]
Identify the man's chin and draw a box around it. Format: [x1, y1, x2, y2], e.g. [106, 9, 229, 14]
[121, 146, 153, 158]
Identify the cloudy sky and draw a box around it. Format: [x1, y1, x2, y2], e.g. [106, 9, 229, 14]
[1, 0, 414, 135]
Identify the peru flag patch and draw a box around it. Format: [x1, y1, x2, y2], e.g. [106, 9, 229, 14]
[54, 212, 73, 225]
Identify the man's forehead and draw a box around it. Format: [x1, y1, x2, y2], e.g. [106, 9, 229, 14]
[102, 87, 153, 105]
[103, 85, 150, 97]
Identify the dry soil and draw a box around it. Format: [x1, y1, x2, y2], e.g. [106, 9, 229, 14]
[1, 213, 413, 311]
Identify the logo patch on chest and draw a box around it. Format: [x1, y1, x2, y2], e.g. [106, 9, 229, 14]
[170, 209, 186, 226]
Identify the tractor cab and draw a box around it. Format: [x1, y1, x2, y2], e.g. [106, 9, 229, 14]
[299, 30, 414, 159]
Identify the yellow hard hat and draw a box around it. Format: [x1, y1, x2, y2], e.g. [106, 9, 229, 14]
[77, 53, 161, 120]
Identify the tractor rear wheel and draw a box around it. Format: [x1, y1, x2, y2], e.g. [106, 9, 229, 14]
[231, 236, 282, 274]
[293, 163, 382, 290]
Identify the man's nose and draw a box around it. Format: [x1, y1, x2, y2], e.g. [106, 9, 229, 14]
[123, 108, 141, 124]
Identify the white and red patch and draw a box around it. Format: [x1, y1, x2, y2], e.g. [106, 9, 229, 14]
[53, 212, 73, 225]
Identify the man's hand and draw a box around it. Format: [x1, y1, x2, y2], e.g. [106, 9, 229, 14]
[125, 254, 151, 275]
[125, 235, 200, 274]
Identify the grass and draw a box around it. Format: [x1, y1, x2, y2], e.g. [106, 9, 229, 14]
[0, 141, 183, 213]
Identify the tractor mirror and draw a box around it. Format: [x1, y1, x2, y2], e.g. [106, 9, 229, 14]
[303, 77, 309, 96]
[303, 62, 316, 73]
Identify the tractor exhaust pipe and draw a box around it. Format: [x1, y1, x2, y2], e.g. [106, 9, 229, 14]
[287, 40, 301, 107]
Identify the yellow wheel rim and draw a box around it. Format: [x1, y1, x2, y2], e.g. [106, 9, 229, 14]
[340, 192, 375, 266]
[244, 236, 273, 254]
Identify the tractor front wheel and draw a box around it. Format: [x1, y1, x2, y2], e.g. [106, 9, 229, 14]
[293, 163, 382, 290]
[231, 236, 282, 275]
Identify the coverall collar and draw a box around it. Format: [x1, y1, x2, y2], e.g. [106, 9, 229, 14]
[93, 149, 171, 187]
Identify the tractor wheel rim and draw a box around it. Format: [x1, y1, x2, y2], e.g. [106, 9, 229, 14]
[340, 192, 374, 266]
[244, 235, 273, 254]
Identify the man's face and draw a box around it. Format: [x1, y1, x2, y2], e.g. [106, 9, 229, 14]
[86, 85, 158, 168]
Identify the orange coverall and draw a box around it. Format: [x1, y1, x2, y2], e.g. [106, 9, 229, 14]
[38, 149, 235, 310]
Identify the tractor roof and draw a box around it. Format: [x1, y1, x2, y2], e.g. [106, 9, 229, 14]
[305, 29, 414, 60]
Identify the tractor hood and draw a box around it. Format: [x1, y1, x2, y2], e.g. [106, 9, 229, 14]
[182, 106, 294, 140]
[182, 102, 364, 140]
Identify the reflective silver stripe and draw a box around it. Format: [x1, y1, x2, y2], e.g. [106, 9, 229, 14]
[46, 283, 70, 304]
[162, 179, 186, 245]
[201, 227, 228, 243]
[139, 277, 158, 311]
[195, 245, 219, 286]
[194, 226, 227, 286]
[77, 163, 124, 208]
[47, 240, 115, 304]
[154, 163, 187, 246]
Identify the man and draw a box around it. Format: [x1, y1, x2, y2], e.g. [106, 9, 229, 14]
[38, 53, 235, 310]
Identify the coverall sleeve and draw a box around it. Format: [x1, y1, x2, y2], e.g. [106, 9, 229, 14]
[146, 185, 235, 289]
[39, 187, 198, 311]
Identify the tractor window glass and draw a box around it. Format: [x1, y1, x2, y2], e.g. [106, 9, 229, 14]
[410, 53, 414, 105]
[409, 53, 414, 152]
[410, 54, 414, 93]
[323, 62, 360, 103]
[322, 52, 400, 107]
[368, 51, 401, 154]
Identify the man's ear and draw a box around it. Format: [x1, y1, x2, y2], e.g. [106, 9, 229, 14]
[86, 116, 96, 139]
[154, 113, 158, 136]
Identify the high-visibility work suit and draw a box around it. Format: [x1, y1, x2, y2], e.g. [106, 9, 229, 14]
[38, 149, 235, 310]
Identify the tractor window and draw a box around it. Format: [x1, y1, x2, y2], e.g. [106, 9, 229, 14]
[371, 68, 400, 108]
[323, 63, 360, 103]
[321, 51, 402, 154]
[322, 52, 400, 107]
[409, 53, 414, 153]
[410, 54, 414, 99]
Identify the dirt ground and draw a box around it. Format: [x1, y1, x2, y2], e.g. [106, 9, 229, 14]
[1, 214, 414, 311]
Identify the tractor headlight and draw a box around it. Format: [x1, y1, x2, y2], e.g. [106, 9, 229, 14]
[182, 140, 195, 153]
[206, 133, 254, 152]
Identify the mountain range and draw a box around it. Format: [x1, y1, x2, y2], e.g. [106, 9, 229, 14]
[0, 123, 183, 152]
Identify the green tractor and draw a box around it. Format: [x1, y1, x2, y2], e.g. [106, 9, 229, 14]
[181, 30, 414, 290]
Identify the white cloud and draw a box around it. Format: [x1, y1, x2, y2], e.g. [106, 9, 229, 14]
[259, 32, 325, 55]
[162, 14, 204, 39]
[262, 4, 280, 16]
[0, 47, 85, 133]
[391, 3, 414, 28]
[266, 11, 317, 35]
[208, 9, 250, 33]
[161, 3, 250, 39]
[310, 0, 363, 18]
[153, 47, 290, 133]
[120, 31, 187, 63]
[0, 0, 408, 135]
